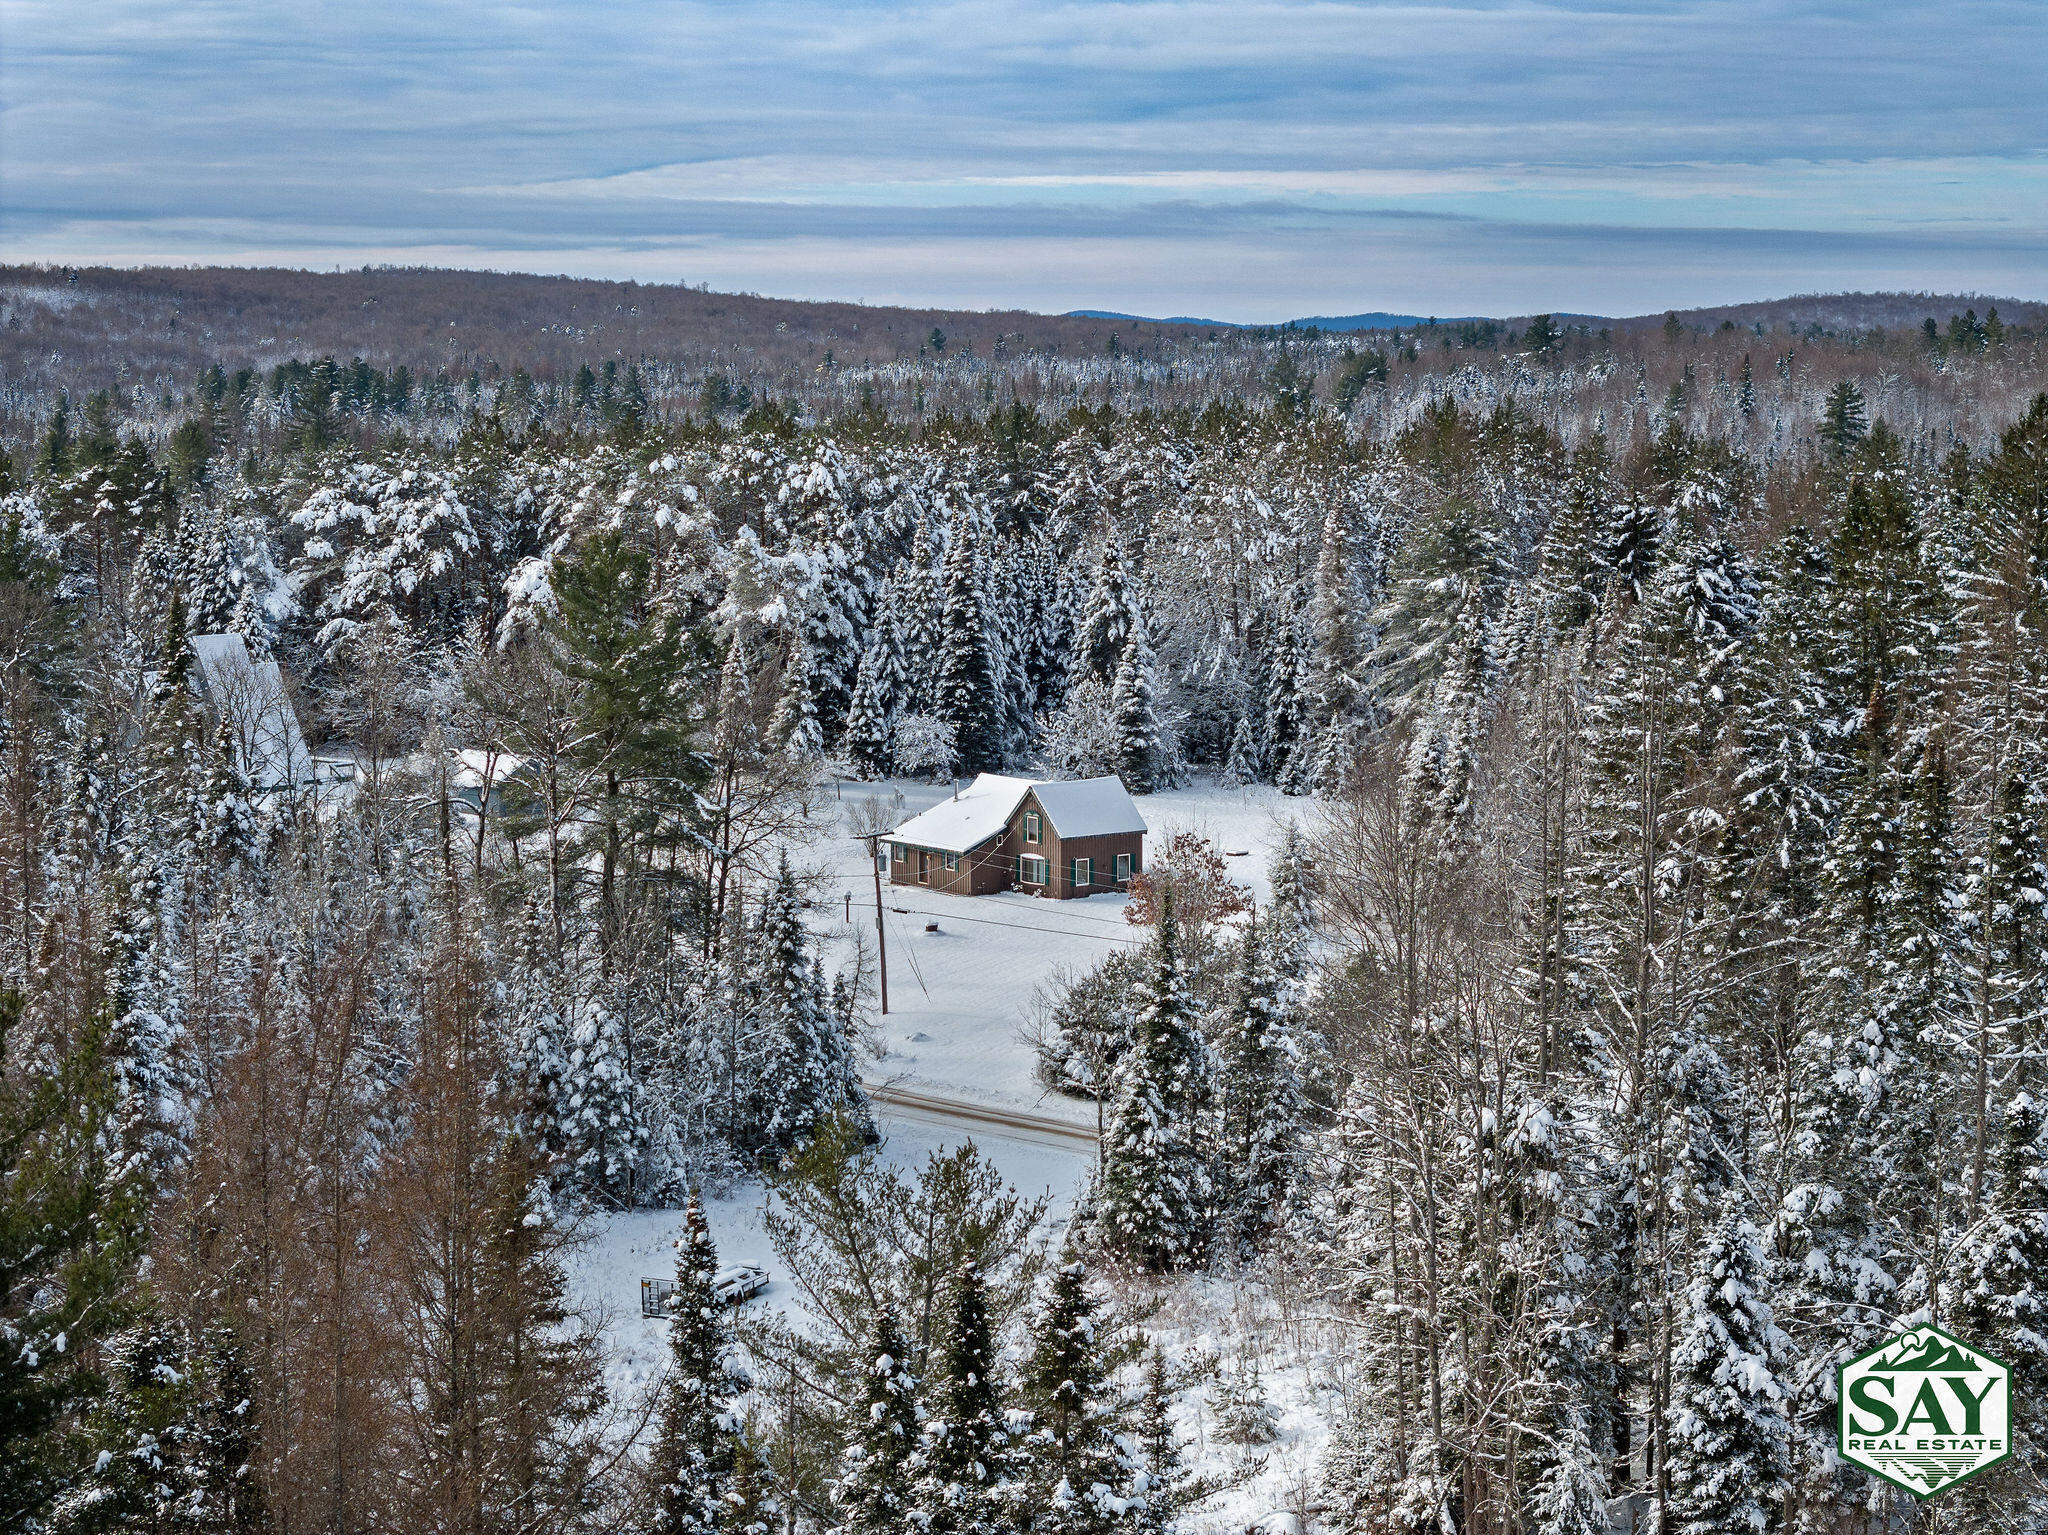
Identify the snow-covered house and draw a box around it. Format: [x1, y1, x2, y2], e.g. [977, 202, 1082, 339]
[188, 633, 313, 793]
[886, 773, 1147, 899]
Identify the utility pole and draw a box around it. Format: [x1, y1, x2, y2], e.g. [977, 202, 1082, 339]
[859, 831, 889, 1015]
[846, 792, 899, 1018]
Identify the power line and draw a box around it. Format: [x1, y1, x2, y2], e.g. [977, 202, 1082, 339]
[882, 906, 1144, 946]
[810, 872, 1142, 931]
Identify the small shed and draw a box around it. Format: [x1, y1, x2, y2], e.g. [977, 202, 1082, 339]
[886, 773, 1147, 900]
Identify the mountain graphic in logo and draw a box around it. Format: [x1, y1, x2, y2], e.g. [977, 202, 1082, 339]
[1872, 1337, 1988, 1374]
[1840, 1325, 2013, 1498]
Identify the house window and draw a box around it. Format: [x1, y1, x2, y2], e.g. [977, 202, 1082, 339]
[1116, 852, 1132, 882]
[943, 852, 959, 872]
[893, 843, 908, 862]
[1072, 857, 1092, 888]
[1023, 811, 1041, 844]
[1020, 854, 1049, 885]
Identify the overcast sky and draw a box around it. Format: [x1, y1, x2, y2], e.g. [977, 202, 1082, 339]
[3, 1, 2043, 319]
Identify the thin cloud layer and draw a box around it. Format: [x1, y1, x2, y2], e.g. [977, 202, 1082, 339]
[3, 0, 2043, 315]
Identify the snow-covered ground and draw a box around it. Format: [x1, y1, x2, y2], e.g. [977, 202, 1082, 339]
[569, 776, 1330, 1530]
[567, 1106, 1097, 1414]
[813, 776, 1311, 1117]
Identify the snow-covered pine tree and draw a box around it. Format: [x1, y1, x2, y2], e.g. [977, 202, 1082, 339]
[1131, 1346, 1196, 1535]
[898, 510, 947, 715]
[1308, 500, 1364, 730]
[1094, 900, 1212, 1270]
[751, 853, 868, 1152]
[843, 613, 904, 779]
[936, 512, 1002, 774]
[771, 629, 825, 760]
[1110, 611, 1163, 794]
[1218, 712, 1261, 788]
[56, 1310, 196, 1532]
[1215, 913, 1303, 1250]
[195, 713, 262, 875]
[833, 1308, 920, 1535]
[910, 1260, 1018, 1535]
[1210, 1346, 1279, 1448]
[1664, 1209, 1789, 1535]
[184, 1321, 266, 1535]
[1019, 1260, 1125, 1535]
[1946, 1090, 2048, 1519]
[1073, 537, 1138, 686]
[1277, 630, 1320, 798]
[1966, 768, 2048, 1117]
[648, 1196, 750, 1535]
[558, 991, 646, 1203]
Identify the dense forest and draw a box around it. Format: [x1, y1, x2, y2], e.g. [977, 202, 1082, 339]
[2, 275, 2047, 1533]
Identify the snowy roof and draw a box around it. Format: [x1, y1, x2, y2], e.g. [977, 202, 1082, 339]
[1029, 776, 1149, 840]
[888, 774, 1037, 853]
[449, 748, 530, 790]
[888, 773, 1147, 852]
[188, 633, 312, 791]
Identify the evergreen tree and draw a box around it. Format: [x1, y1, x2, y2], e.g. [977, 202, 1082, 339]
[749, 854, 867, 1152]
[1019, 1261, 1126, 1535]
[936, 513, 1002, 774]
[1218, 713, 1261, 788]
[182, 1323, 264, 1535]
[770, 631, 825, 760]
[842, 616, 903, 780]
[1110, 613, 1163, 794]
[1308, 501, 1364, 728]
[648, 1197, 749, 1535]
[546, 528, 708, 958]
[1967, 769, 2048, 1107]
[833, 1309, 920, 1535]
[1095, 902, 1211, 1270]
[1131, 1346, 1194, 1535]
[1820, 380, 1868, 457]
[55, 1311, 195, 1533]
[1074, 539, 1138, 686]
[558, 993, 645, 1202]
[911, 1261, 1017, 1535]
[1215, 915, 1303, 1249]
[1946, 1092, 2048, 1516]
[1664, 1210, 1789, 1535]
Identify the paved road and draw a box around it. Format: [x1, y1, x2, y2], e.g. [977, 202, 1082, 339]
[862, 1078, 1101, 1153]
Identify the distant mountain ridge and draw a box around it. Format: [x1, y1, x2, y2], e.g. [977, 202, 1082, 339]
[1068, 308, 1484, 331]
[1071, 293, 2046, 333]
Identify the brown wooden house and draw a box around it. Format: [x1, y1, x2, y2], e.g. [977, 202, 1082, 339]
[885, 774, 1147, 899]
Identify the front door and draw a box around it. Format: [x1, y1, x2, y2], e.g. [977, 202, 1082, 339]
[918, 851, 930, 884]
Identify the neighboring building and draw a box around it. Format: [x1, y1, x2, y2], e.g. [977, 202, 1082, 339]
[188, 633, 313, 793]
[885, 773, 1147, 899]
[448, 748, 539, 817]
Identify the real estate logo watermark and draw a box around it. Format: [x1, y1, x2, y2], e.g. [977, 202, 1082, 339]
[1838, 1325, 2011, 1497]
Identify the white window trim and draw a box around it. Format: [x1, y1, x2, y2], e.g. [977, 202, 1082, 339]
[1023, 810, 1041, 844]
[943, 851, 959, 871]
[1116, 852, 1132, 881]
[1073, 857, 1092, 887]
[1020, 854, 1049, 885]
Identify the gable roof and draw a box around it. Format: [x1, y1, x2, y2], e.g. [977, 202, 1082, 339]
[1029, 776, 1149, 839]
[888, 774, 1037, 854]
[888, 772, 1147, 853]
[189, 633, 313, 790]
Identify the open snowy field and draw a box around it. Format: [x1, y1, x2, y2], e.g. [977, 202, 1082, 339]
[570, 775, 1329, 1530]
[567, 1107, 1097, 1422]
[809, 776, 1315, 1117]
